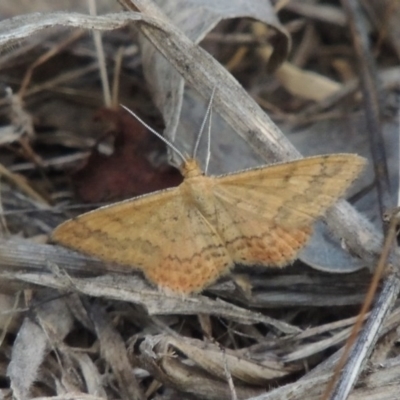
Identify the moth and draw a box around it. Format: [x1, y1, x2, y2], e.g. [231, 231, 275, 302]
[53, 128, 365, 294]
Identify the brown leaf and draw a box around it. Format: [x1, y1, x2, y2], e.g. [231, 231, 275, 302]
[72, 107, 182, 203]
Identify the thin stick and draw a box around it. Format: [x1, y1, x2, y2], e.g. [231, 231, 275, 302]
[222, 348, 238, 400]
[120, 104, 187, 164]
[397, 104, 400, 205]
[18, 30, 84, 98]
[88, 0, 112, 107]
[322, 208, 400, 399]
[112, 47, 125, 108]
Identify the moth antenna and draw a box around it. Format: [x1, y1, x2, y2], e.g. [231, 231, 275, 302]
[120, 104, 187, 164]
[193, 86, 217, 160]
[204, 104, 212, 174]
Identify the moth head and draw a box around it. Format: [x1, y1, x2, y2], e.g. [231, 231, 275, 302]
[180, 158, 203, 178]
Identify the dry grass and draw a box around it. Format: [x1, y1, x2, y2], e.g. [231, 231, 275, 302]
[0, 1, 399, 399]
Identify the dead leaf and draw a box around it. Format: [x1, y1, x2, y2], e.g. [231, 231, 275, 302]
[72, 107, 182, 203]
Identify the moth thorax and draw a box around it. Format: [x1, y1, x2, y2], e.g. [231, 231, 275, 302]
[181, 159, 204, 178]
[182, 175, 216, 221]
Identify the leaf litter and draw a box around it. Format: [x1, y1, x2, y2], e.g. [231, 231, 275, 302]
[0, 0, 399, 399]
